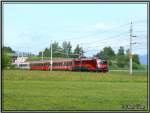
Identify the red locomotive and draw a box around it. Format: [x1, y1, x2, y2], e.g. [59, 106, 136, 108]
[29, 58, 108, 72]
[72, 58, 108, 72]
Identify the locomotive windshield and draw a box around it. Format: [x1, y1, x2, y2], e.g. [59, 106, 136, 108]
[100, 60, 107, 64]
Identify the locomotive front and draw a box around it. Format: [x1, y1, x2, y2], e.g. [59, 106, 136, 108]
[96, 59, 109, 72]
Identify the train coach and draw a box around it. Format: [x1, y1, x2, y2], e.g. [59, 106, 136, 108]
[29, 59, 72, 71]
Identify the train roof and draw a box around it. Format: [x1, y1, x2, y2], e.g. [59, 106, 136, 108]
[29, 59, 73, 64]
[28, 58, 102, 63]
[74, 58, 98, 61]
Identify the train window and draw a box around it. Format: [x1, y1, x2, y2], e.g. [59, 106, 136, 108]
[34, 63, 37, 66]
[54, 63, 56, 66]
[54, 63, 57, 66]
[67, 62, 70, 66]
[38, 63, 41, 66]
[45, 63, 47, 66]
[69, 62, 72, 66]
[100, 60, 107, 64]
[46, 63, 50, 66]
[65, 62, 67, 66]
[23, 64, 27, 67]
[35, 63, 42, 66]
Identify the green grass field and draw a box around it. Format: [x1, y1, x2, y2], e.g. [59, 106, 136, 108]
[3, 70, 148, 111]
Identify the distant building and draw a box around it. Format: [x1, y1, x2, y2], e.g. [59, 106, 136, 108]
[11, 57, 28, 68]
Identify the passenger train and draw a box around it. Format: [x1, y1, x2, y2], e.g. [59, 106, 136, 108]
[12, 57, 108, 72]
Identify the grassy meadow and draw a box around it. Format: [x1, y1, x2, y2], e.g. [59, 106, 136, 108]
[2, 70, 148, 111]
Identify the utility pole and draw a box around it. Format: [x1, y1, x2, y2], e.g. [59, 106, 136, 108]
[80, 43, 83, 71]
[42, 51, 43, 62]
[22, 48, 24, 58]
[41, 51, 44, 70]
[17, 51, 19, 58]
[50, 40, 53, 71]
[129, 22, 136, 75]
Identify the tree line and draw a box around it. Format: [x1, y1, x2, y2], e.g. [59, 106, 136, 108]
[38, 41, 142, 69]
[38, 41, 83, 58]
[95, 46, 142, 69]
[2, 43, 143, 70]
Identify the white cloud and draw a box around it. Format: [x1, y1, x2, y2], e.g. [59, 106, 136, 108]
[82, 22, 114, 32]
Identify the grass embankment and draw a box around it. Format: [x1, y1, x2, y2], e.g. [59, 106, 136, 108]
[3, 70, 148, 111]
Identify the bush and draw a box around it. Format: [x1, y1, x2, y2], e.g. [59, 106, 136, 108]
[116, 55, 126, 68]
[2, 53, 11, 69]
[133, 62, 144, 70]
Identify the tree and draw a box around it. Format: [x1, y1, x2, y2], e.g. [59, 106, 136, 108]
[125, 49, 141, 68]
[2, 46, 15, 53]
[38, 51, 42, 56]
[43, 48, 49, 57]
[2, 52, 12, 68]
[117, 46, 125, 56]
[62, 41, 72, 58]
[97, 50, 107, 59]
[50, 41, 63, 57]
[126, 49, 130, 55]
[132, 54, 140, 65]
[132, 62, 143, 69]
[104, 47, 115, 59]
[116, 55, 126, 68]
[96, 46, 115, 60]
[73, 44, 83, 58]
[67, 42, 72, 55]
[116, 46, 126, 68]
[2, 46, 15, 68]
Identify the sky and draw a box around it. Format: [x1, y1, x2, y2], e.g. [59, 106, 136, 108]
[3, 3, 148, 56]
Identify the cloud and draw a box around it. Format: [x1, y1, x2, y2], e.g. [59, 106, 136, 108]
[82, 22, 114, 32]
